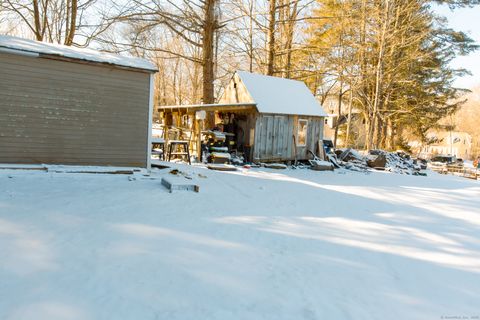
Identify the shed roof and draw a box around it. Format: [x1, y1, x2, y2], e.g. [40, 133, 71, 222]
[236, 71, 327, 117]
[0, 35, 157, 72]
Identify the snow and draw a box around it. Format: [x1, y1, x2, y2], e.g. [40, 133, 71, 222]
[237, 71, 328, 117]
[464, 160, 474, 168]
[311, 160, 333, 166]
[0, 35, 157, 72]
[1, 165, 479, 320]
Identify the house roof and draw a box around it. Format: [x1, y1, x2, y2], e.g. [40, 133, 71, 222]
[0, 35, 158, 72]
[236, 71, 327, 117]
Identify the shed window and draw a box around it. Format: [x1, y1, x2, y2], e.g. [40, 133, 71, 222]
[297, 119, 308, 146]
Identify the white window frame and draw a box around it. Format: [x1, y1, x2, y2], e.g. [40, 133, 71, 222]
[297, 119, 308, 147]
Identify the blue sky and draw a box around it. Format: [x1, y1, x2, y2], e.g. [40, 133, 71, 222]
[436, 4, 480, 89]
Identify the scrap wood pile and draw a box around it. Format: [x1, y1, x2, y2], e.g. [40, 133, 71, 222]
[335, 148, 424, 175]
[336, 148, 368, 172]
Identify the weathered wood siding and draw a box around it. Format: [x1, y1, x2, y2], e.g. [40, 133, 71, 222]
[293, 116, 325, 160]
[254, 114, 324, 162]
[219, 73, 325, 162]
[219, 73, 254, 105]
[0, 52, 151, 167]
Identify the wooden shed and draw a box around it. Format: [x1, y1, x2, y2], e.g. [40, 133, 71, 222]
[0, 35, 157, 168]
[158, 71, 327, 163]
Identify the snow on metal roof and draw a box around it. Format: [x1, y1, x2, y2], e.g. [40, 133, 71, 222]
[236, 71, 327, 117]
[0, 35, 158, 72]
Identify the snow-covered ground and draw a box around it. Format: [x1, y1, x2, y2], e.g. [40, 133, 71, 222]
[1, 165, 479, 320]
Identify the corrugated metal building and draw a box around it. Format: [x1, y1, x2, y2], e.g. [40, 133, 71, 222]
[0, 35, 157, 168]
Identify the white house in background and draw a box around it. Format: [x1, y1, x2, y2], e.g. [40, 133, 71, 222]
[322, 95, 365, 148]
[415, 131, 473, 160]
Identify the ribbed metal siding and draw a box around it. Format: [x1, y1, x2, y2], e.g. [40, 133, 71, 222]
[0, 52, 150, 167]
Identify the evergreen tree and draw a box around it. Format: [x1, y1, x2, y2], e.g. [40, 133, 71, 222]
[301, 0, 478, 149]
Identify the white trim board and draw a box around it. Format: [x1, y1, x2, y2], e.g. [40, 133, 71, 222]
[147, 73, 155, 170]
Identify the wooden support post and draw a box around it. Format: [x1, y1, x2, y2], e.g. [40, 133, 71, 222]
[318, 140, 326, 161]
[196, 119, 202, 161]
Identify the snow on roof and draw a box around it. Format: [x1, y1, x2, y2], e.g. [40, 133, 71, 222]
[0, 35, 157, 72]
[236, 71, 327, 117]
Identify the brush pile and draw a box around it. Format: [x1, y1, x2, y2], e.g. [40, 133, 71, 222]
[336, 148, 423, 175]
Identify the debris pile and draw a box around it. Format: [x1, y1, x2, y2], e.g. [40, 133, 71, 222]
[337, 148, 369, 172]
[335, 148, 424, 175]
[368, 150, 422, 174]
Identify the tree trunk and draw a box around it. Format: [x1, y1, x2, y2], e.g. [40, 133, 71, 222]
[364, 113, 371, 150]
[202, 0, 217, 128]
[345, 89, 353, 147]
[283, 0, 298, 78]
[368, 0, 390, 150]
[380, 116, 387, 149]
[248, 0, 254, 72]
[202, 0, 216, 104]
[333, 83, 343, 148]
[373, 114, 381, 149]
[192, 61, 201, 103]
[65, 0, 77, 45]
[359, 0, 370, 150]
[387, 119, 395, 150]
[266, 0, 276, 75]
[32, 0, 43, 41]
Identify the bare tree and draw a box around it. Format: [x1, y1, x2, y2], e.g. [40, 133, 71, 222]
[110, 0, 223, 105]
[0, 0, 107, 45]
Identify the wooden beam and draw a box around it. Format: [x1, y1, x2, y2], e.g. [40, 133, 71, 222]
[157, 103, 257, 114]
